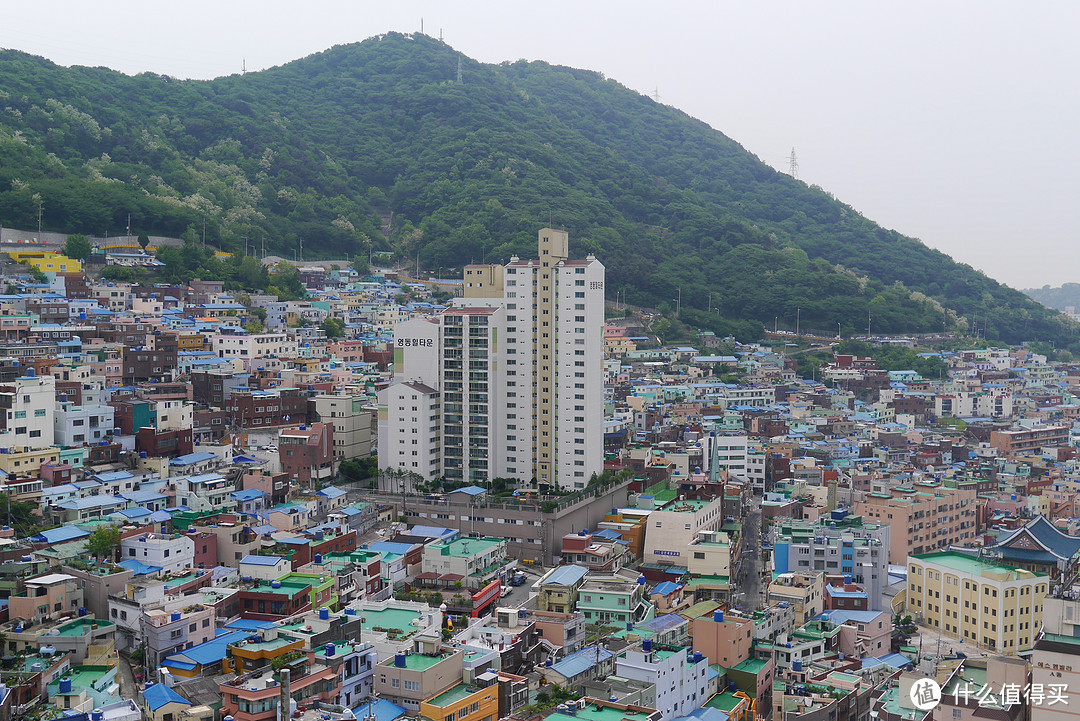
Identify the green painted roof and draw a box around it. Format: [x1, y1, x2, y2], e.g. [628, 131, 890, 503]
[704, 692, 744, 712]
[432, 536, 503, 558]
[681, 600, 721, 619]
[911, 551, 1048, 578]
[425, 684, 480, 708]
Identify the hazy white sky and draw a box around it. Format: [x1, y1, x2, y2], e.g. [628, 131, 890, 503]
[3, 1, 1078, 289]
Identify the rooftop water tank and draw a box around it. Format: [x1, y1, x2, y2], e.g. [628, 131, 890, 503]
[271, 580, 282, 589]
[713, 610, 724, 623]
[325, 643, 335, 657]
[394, 652, 407, 668]
[59, 678, 72, 694]
[319, 608, 329, 621]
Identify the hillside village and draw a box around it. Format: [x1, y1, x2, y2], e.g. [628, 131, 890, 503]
[0, 236, 1076, 721]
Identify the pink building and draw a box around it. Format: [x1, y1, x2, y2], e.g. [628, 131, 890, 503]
[691, 609, 754, 668]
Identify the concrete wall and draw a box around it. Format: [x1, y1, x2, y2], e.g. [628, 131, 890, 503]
[355, 481, 633, 564]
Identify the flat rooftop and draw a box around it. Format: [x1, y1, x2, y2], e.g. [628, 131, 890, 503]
[911, 551, 1047, 579]
[425, 684, 479, 708]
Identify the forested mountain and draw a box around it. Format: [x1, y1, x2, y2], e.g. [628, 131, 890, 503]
[0, 32, 1072, 346]
[1023, 284, 1080, 313]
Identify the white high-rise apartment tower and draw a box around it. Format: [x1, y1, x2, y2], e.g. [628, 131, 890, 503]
[379, 229, 604, 491]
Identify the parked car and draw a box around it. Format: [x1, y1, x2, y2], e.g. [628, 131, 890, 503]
[500, 585, 512, 598]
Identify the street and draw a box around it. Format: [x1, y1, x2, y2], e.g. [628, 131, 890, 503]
[735, 497, 764, 612]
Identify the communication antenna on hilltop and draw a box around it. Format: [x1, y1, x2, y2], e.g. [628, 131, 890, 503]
[652, 86, 661, 102]
[420, 18, 424, 35]
[457, 57, 463, 84]
[788, 148, 799, 179]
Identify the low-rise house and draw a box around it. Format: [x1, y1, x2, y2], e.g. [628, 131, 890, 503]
[374, 633, 463, 715]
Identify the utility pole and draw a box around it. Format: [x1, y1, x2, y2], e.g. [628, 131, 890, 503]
[796, 307, 801, 337]
[674, 287, 682, 319]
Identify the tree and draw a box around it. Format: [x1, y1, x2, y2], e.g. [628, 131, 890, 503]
[320, 317, 346, 339]
[86, 526, 120, 561]
[63, 234, 92, 261]
[137, 232, 150, 251]
[0, 492, 39, 536]
[351, 254, 370, 276]
[101, 265, 134, 281]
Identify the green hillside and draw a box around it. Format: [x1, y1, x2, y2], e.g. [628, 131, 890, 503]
[0, 32, 1072, 346]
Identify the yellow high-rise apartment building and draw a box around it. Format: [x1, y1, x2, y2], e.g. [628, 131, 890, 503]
[907, 551, 1047, 656]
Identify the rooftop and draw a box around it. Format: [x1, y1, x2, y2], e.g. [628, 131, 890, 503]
[382, 651, 454, 671]
[911, 551, 1047, 579]
[425, 684, 482, 708]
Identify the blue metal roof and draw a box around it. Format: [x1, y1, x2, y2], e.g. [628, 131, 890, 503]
[32, 526, 89, 543]
[144, 683, 191, 711]
[120, 489, 167, 503]
[170, 451, 217, 465]
[878, 653, 915, 669]
[652, 581, 682, 596]
[550, 645, 614, 679]
[224, 619, 277, 631]
[317, 485, 347, 499]
[57, 495, 128, 510]
[119, 559, 162, 576]
[115, 507, 152, 520]
[448, 485, 486, 496]
[816, 610, 884, 625]
[541, 564, 589, 588]
[165, 630, 249, 667]
[406, 525, 458, 539]
[231, 489, 267, 501]
[639, 613, 688, 634]
[240, 555, 287, 566]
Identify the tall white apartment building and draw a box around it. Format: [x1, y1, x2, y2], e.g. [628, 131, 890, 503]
[379, 229, 604, 490]
[0, 371, 55, 451]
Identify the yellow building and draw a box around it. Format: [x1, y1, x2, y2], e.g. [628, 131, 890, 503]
[420, 683, 498, 721]
[7, 251, 82, 273]
[0, 447, 65, 477]
[176, 333, 208, 351]
[908, 551, 1047, 655]
[604, 337, 637, 356]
